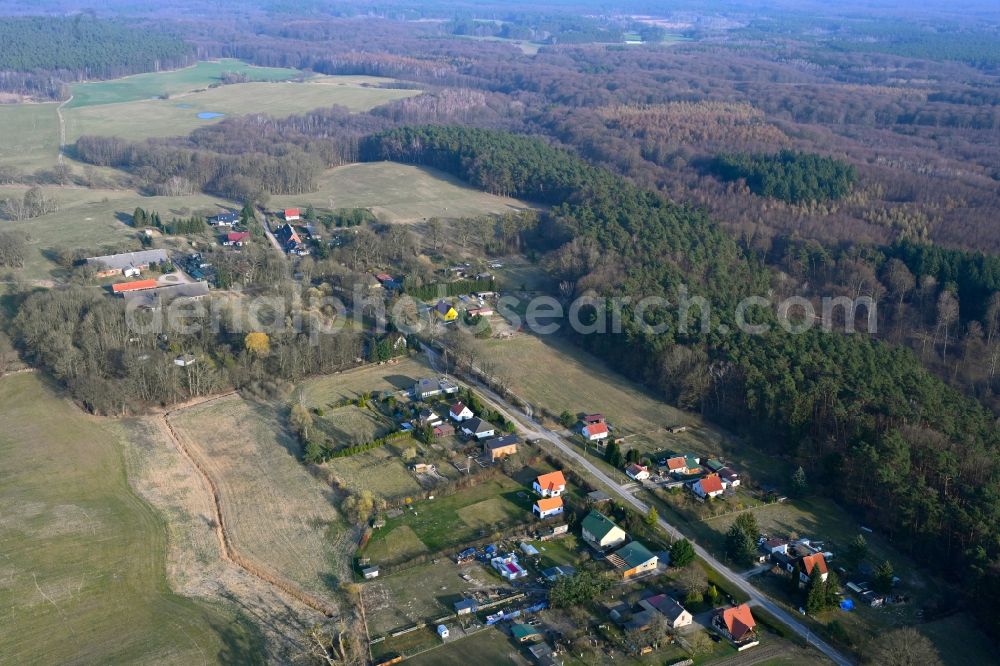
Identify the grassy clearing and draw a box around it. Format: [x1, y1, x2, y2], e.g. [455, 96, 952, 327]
[362, 476, 529, 554]
[170, 394, 351, 603]
[0, 373, 263, 664]
[316, 404, 391, 446]
[298, 357, 431, 407]
[404, 627, 522, 665]
[64, 77, 418, 143]
[0, 185, 236, 280]
[66, 59, 304, 108]
[267, 161, 533, 223]
[364, 559, 504, 635]
[326, 447, 423, 499]
[918, 613, 997, 665]
[361, 525, 429, 565]
[0, 103, 60, 171]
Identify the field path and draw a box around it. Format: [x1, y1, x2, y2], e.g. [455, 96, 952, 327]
[158, 394, 339, 618]
[56, 95, 72, 165]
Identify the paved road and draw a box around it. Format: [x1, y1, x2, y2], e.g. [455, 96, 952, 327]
[424, 345, 852, 666]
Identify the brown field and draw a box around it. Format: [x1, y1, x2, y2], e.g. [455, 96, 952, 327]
[169, 394, 352, 604]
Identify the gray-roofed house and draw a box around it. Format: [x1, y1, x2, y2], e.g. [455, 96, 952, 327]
[483, 434, 519, 460]
[461, 417, 496, 440]
[87, 249, 169, 278]
[638, 594, 693, 629]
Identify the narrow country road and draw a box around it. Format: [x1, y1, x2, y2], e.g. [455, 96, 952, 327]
[424, 344, 852, 666]
[56, 94, 72, 165]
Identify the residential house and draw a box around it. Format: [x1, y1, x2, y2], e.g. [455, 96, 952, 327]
[798, 553, 829, 584]
[665, 456, 689, 474]
[718, 467, 740, 488]
[527, 642, 561, 666]
[435, 300, 458, 322]
[223, 231, 250, 246]
[581, 421, 609, 441]
[638, 594, 693, 629]
[283, 208, 301, 221]
[418, 408, 443, 426]
[692, 474, 725, 499]
[87, 249, 169, 278]
[449, 401, 474, 422]
[461, 417, 496, 440]
[625, 464, 650, 481]
[412, 377, 459, 400]
[454, 598, 478, 615]
[510, 624, 543, 643]
[533, 471, 567, 497]
[112, 279, 158, 294]
[705, 458, 725, 473]
[534, 496, 564, 520]
[484, 434, 519, 461]
[580, 510, 627, 551]
[713, 604, 758, 649]
[208, 211, 240, 227]
[275, 223, 306, 254]
[608, 541, 658, 580]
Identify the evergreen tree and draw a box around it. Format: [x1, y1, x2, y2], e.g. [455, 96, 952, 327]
[846, 534, 868, 570]
[874, 560, 894, 595]
[791, 466, 808, 497]
[805, 567, 827, 614]
[669, 538, 695, 568]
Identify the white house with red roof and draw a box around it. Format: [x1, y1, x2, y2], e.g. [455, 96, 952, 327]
[283, 208, 301, 221]
[533, 471, 566, 497]
[692, 473, 725, 499]
[625, 464, 650, 481]
[582, 421, 608, 441]
[713, 604, 758, 649]
[798, 552, 829, 583]
[449, 401, 474, 422]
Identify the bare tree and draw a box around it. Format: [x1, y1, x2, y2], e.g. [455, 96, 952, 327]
[865, 627, 942, 666]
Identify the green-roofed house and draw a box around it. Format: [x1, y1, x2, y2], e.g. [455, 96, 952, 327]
[581, 510, 627, 551]
[706, 458, 725, 473]
[608, 541, 659, 580]
[510, 623, 543, 643]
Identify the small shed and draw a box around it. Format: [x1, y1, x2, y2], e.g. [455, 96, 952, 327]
[454, 598, 478, 615]
[362, 566, 379, 579]
[437, 624, 449, 639]
[520, 542, 540, 556]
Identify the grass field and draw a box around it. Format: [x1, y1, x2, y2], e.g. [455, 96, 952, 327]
[0, 373, 263, 664]
[0, 185, 235, 280]
[362, 476, 529, 554]
[316, 404, 392, 446]
[298, 357, 432, 407]
[170, 395, 352, 603]
[361, 525, 429, 564]
[0, 103, 60, 171]
[66, 60, 305, 108]
[63, 77, 419, 143]
[325, 447, 423, 499]
[267, 162, 533, 223]
[405, 627, 522, 665]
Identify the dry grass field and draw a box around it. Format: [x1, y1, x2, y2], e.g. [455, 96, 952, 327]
[267, 162, 533, 223]
[298, 356, 432, 407]
[0, 373, 262, 664]
[363, 559, 506, 635]
[325, 447, 423, 499]
[169, 394, 352, 604]
[315, 404, 392, 446]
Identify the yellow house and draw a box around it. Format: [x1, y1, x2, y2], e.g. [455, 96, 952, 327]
[435, 300, 458, 321]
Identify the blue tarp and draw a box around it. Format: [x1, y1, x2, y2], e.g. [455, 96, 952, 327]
[840, 599, 855, 611]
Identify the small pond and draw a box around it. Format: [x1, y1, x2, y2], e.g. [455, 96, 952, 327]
[197, 111, 225, 119]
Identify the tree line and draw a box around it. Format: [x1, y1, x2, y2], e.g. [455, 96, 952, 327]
[709, 150, 857, 204]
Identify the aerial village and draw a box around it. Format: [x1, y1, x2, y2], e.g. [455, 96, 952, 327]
[79, 203, 909, 666]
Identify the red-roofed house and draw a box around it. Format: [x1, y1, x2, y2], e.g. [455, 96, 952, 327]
[692, 474, 725, 499]
[665, 456, 688, 474]
[112, 279, 158, 294]
[582, 421, 608, 441]
[283, 208, 301, 221]
[625, 464, 650, 481]
[533, 471, 567, 497]
[449, 402, 474, 422]
[713, 604, 758, 649]
[534, 496, 564, 519]
[224, 231, 251, 246]
[799, 553, 829, 583]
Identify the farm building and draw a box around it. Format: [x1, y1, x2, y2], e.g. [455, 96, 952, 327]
[483, 434, 519, 461]
[122, 281, 209, 310]
[581, 510, 627, 551]
[608, 541, 658, 579]
[87, 249, 169, 278]
[111, 279, 158, 294]
[533, 470, 566, 497]
[534, 496, 564, 520]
